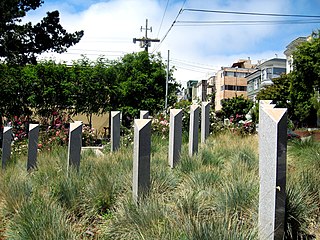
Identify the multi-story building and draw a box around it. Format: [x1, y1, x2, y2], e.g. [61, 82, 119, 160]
[283, 37, 307, 74]
[246, 58, 286, 101]
[206, 75, 215, 96]
[196, 80, 208, 102]
[214, 59, 256, 111]
[185, 80, 198, 101]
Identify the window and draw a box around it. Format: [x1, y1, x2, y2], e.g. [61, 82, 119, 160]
[267, 68, 272, 79]
[254, 79, 258, 90]
[273, 67, 286, 76]
[225, 71, 234, 77]
[221, 85, 247, 91]
[247, 82, 253, 92]
[262, 69, 266, 80]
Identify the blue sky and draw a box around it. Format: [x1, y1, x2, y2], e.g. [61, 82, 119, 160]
[26, 0, 320, 85]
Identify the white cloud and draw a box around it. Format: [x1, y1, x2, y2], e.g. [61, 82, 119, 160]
[24, 0, 317, 87]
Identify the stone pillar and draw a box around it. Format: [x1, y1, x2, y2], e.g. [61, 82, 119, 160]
[201, 102, 210, 143]
[169, 109, 182, 168]
[132, 119, 151, 203]
[2, 127, 12, 169]
[67, 122, 83, 171]
[258, 100, 287, 240]
[111, 111, 121, 152]
[189, 105, 200, 156]
[27, 124, 39, 171]
[140, 110, 149, 119]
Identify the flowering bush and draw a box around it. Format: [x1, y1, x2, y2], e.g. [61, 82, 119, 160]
[151, 113, 169, 137]
[4, 115, 30, 155]
[210, 110, 256, 136]
[121, 125, 134, 147]
[82, 125, 101, 147]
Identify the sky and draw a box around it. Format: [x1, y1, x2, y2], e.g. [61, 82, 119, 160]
[25, 0, 320, 87]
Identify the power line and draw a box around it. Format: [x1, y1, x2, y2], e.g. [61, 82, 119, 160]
[182, 8, 320, 18]
[171, 57, 221, 68]
[156, 0, 170, 38]
[152, 0, 188, 53]
[69, 49, 127, 54]
[171, 60, 216, 71]
[173, 64, 212, 73]
[175, 19, 320, 26]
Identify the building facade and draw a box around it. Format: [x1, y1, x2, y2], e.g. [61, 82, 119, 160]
[246, 58, 286, 101]
[283, 36, 308, 74]
[214, 59, 256, 111]
[185, 80, 198, 101]
[195, 80, 208, 102]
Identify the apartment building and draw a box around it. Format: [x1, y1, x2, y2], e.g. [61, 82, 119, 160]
[246, 58, 286, 101]
[214, 59, 256, 111]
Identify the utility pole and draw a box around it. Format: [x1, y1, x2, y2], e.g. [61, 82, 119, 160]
[165, 50, 169, 112]
[133, 19, 160, 52]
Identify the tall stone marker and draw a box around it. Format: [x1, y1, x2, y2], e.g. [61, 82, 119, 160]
[189, 105, 200, 156]
[111, 111, 121, 152]
[169, 109, 182, 168]
[258, 100, 287, 240]
[2, 127, 12, 169]
[133, 119, 151, 203]
[27, 124, 39, 171]
[201, 102, 210, 143]
[140, 110, 149, 119]
[67, 122, 83, 172]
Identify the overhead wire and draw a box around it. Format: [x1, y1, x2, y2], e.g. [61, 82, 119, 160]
[181, 8, 320, 18]
[171, 59, 217, 71]
[152, 0, 187, 53]
[152, 6, 320, 53]
[175, 19, 320, 26]
[156, 0, 170, 39]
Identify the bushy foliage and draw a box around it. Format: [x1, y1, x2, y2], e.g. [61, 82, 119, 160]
[0, 52, 179, 128]
[221, 95, 253, 122]
[257, 30, 320, 127]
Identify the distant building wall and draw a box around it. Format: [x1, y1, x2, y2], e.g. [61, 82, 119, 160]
[215, 59, 255, 111]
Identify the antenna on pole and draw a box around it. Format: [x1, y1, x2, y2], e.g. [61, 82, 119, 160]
[133, 19, 160, 52]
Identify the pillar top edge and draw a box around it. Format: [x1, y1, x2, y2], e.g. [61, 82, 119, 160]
[134, 119, 151, 130]
[262, 107, 287, 123]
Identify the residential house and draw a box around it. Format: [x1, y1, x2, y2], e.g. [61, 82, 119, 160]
[283, 36, 307, 74]
[246, 58, 286, 101]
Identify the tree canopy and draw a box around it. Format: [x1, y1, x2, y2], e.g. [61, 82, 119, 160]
[257, 74, 291, 108]
[0, 0, 83, 65]
[111, 51, 179, 125]
[257, 30, 320, 127]
[0, 52, 179, 127]
[221, 95, 253, 122]
[289, 30, 320, 125]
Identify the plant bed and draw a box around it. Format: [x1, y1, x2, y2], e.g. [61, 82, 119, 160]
[294, 129, 320, 141]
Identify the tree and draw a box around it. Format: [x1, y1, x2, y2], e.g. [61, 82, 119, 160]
[0, 0, 83, 65]
[257, 74, 291, 108]
[289, 30, 320, 126]
[0, 64, 32, 119]
[221, 95, 253, 122]
[111, 51, 178, 126]
[71, 56, 114, 127]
